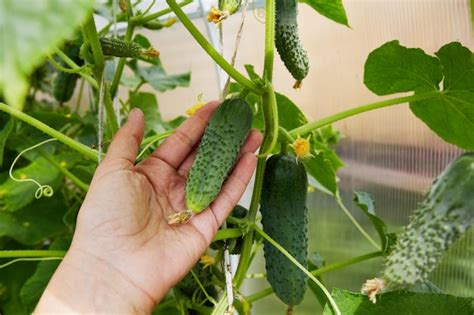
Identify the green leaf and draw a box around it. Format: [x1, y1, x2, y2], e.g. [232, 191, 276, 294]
[0, 0, 94, 109]
[244, 64, 265, 87]
[0, 193, 68, 245]
[323, 288, 474, 315]
[299, 0, 349, 27]
[364, 40, 443, 95]
[0, 117, 14, 167]
[410, 42, 474, 150]
[0, 256, 36, 315]
[353, 191, 390, 253]
[303, 151, 338, 195]
[0, 158, 62, 212]
[125, 60, 190, 92]
[307, 252, 328, 308]
[20, 237, 71, 313]
[129, 92, 167, 134]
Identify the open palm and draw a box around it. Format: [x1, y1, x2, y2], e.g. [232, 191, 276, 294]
[61, 102, 262, 310]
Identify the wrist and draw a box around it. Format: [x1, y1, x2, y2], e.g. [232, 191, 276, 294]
[35, 246, 155, 314]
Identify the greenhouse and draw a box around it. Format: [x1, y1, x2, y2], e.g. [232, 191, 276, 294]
[0, 0, 472, 314]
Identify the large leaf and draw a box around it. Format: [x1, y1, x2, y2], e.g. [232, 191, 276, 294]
[0, 117, 14, 167]
[0, 255, 37, 315]
[410, 42, 474, 150]
[323, 288, 474, 315]
[0, 193, 68, 245]
[303, 151, 338, 195]
[0, 158, 62, 212]
[124, 60, 190, 92]
[129, 92, 167, 134]
[20, 237, 71, 313]
[364, 41, 474, 150]
[353, 191, 391, 253]
[364, 40, 443, 95]
[0, 0, 94, 109]
[299, 0, 349, 27]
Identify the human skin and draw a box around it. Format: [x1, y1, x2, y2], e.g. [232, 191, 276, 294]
[35, 101, 263, 314]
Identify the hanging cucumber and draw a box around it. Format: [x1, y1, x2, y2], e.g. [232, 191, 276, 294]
[168, 98, 253, 225]
[53, 44, 83, 103]
[384, 153, 474, 288]
[275, 0, 310, 88]
[260, 154, 308, 307]
[99, 37, 159, 58]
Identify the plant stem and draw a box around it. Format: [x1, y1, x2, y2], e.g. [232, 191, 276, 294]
[289, 91, 440, 137]
[263, 0, 275, 82]
[137, 130, 173, 160]
[0, 250, 66, 258]
[257, 83, 279, 157]
[0, 103, 99, 162]
[246, 251, 383, 303]
[336, 197, 381, 250]
[252, 224, 341, 315]
[139, 0, 193, 24]
[55, 49, 98, 89]
[39, 151, 90, 191]
[213, 228, 243, 242]
[166, 0, 261, 94]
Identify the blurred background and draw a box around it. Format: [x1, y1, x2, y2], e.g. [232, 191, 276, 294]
[111, 0, 473, 313]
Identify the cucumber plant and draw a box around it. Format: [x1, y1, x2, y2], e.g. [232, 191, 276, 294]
[0, 1, 473, 315]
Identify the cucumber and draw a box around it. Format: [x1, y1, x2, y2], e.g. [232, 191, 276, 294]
[99, 37, 159, 58]
[185, 98, 253, 213]
[384, 153, 474, 288]
[218, 0, 242, 14]
[260, 154, 308, 306]
[176, 263, 213, 297]
[275, 0, 309, 87]
[53, 44, 82, 103]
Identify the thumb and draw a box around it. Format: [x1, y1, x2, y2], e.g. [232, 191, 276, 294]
[103, 108, 145, 164]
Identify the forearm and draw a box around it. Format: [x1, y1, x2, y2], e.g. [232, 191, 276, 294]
[35, 246, 155, 314]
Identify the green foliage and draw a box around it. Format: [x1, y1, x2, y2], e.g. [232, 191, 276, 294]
[353, 191, 392, 253]
[0, 159, 62, 212]
[20, 237, 71, 313]
[365, 40, 474, 150]
[384, 153, 474, 288]
[0, 0, 94, 109]
[0, 194, 68, 245]
[0, 117, 14, 167]
[260, 154, 308, 306]
[129, 92, 167, 135]
[299, 0, 349, 27]
[186, 98, 253, 213]
[323, 288, 474, 315]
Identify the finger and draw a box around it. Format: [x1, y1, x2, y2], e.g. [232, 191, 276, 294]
[151, 101, 219, 168]
[177, 129, 263, 178]
[190, 152, 258, 242]
[104, 108, 145, 164]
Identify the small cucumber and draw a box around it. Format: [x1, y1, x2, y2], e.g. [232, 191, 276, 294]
[185, 98, 253, 214]
[99, 37, 159, 58]
[218, 0, 242, 14]
[260, 154, 308, 306]
[275, 0, 309, 87]
[53, 44, 82, 103]
[384, 153, 474, 288]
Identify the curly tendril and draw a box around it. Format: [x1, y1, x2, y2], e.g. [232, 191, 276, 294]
[9, 138, 57, 199]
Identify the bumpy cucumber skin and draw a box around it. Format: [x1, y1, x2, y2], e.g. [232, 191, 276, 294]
[384, 153, 474, 288]
[185, 98, 253, 213]
[176, 263, 213, 296]
[53, 45, 82, 102]
[261, 154, 308, 306]
[275, 0, 309, 82]
[218, 0, 242, 14]
[99, 37, 143, 58]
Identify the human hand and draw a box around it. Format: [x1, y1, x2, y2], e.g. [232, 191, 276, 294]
[35, 101, 262, 314]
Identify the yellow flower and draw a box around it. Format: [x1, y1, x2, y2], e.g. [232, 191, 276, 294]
[186, 93, 206, 116]
[200, 254, 216, 269]
[291, 135, 312, 159]
[207, 7, 229, 24]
